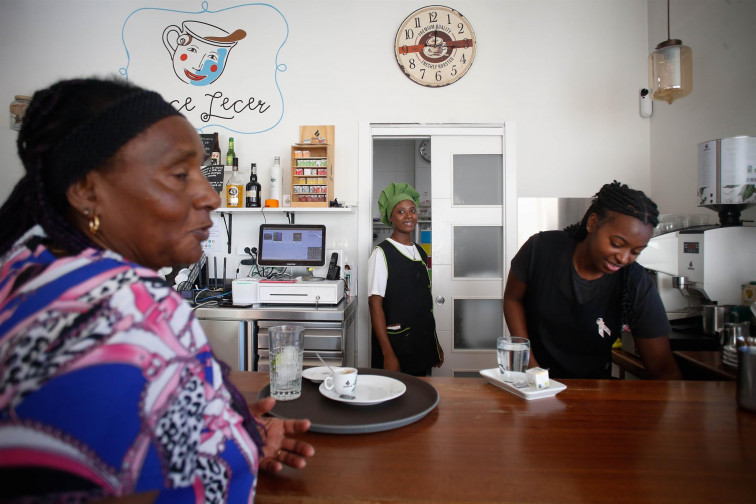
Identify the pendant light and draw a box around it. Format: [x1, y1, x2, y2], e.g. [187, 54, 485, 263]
[648, 0, 692, 104]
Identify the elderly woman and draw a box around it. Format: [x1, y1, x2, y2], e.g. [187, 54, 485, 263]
[0, 78, 314, 502]
[367, 182, 443, 376]
[503, 181, 681, 379]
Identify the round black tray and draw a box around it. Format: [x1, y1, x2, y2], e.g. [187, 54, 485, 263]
[257, 367, 439, 434]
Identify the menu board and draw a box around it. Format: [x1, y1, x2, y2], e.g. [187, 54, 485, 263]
[199, 133, 215, 161]
[201, 164, 224, 193]
[199, 133, 223, 193]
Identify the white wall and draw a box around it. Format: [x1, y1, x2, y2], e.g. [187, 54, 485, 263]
[1, 0, 651, 205]
[3, 0, 754, 217]
[647, 0, 756, 222]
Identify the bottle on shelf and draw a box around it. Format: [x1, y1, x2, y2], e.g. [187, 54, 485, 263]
[225, 137, 236, 166]
[269, 156, 282, 205]
[225, 157, 244, 208]
[246, 162, 262, 208]
[210, 133, 221, 165]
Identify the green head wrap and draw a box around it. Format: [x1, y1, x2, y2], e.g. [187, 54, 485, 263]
[378, 182, 420, 226]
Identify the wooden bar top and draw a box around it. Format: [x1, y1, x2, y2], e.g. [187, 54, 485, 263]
[674, 350, 738, 381]
[231, 372, 756, 504]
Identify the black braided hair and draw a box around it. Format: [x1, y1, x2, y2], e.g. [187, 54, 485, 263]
[564, 180, 660, 330]
[0, 77, 137, 256]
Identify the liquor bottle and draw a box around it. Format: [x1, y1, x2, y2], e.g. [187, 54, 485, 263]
[269, 156, 282, 205]
[210, 133, 221, 165]
[246, 163, 262, 208]
[225, 157, 244, 208]
[225, 137, 236, 166]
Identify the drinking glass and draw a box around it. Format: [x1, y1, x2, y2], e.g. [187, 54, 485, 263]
[737, 346, 756, 412]
[497, 336, 530, 384]
[269, 325, 305, 401]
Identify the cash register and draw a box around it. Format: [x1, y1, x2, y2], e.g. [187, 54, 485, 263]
[232, 223, 345, 305]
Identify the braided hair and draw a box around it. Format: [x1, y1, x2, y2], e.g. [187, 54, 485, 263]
[564, 180, 660, 330]
[0, 78, 139, 256]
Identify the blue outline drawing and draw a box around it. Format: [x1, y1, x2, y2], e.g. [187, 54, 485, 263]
[120, 1, 289, 135]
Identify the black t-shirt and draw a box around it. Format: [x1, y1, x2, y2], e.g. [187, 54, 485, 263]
[510, 231, 670, 378]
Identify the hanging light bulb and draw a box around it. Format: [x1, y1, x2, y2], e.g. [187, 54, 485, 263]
[648, 0, 692, 104]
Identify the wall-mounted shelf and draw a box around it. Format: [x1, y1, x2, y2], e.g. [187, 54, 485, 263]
[213, 206, 353, 214]
[211, 206, 354, 252]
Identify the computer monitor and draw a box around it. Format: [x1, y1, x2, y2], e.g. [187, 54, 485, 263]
[257, 224, 326, 267]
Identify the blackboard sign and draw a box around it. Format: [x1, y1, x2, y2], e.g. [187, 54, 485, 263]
[200, 133, 216, 161]
[201, 164, 224, 193]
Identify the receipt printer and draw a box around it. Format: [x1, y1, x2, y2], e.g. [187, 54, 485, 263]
[232, 278, 260, 304]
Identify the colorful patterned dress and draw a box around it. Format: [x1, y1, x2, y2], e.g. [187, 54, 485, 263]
[0, 226, 260, 503]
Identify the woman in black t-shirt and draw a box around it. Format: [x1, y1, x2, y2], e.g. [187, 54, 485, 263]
[503, 181, 681, 379]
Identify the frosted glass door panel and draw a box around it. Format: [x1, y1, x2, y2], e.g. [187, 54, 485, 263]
[426, 131, 513, 376]
[452, 154, 503, 205]
[453, 299, 503, 350]
[453, 226, 503, 278]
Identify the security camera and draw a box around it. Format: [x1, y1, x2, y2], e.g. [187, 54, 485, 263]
[639, 88, 652, 118]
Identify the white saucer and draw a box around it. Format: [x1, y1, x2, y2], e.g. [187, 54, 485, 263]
[302, 366, 333, 383]
[480, 368, 567, 400]
[318, 375, 407, 405]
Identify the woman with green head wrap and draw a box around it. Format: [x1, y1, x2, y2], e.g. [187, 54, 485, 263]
[367, 183, 444, 376]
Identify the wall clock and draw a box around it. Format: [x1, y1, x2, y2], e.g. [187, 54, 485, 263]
[394, 5, 476, 87]
[418, 139, 431, 162]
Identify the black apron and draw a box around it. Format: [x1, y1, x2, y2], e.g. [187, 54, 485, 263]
[523, 233, 622, 378]
[371, 241, 441, 376]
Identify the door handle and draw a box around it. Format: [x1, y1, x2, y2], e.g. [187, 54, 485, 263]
[435, 296, 445, 305]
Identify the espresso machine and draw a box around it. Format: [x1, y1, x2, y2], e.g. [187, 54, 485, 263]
[637, 136, 756, 320]
[638, 226, 755, 316]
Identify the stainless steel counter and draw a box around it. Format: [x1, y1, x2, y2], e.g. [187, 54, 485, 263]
[195, 296, 357, 371]
[195, 296, 356, 322]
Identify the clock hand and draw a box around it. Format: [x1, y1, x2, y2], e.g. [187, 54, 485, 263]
[446, 39, 473, 49]
[398, 44, 428, 55]
[398, 38, 472, 54]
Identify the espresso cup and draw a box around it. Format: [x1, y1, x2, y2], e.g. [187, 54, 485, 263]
[324, 367, 358, 396]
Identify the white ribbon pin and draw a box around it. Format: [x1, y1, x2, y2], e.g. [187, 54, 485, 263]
[596, 318, 611, 339]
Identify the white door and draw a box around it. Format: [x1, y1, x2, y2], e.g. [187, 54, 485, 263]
[430, 132, 516, 376]
[357, 124, 517, 375]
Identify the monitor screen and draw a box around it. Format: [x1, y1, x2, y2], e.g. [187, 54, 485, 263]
[257, 224, 326, 267]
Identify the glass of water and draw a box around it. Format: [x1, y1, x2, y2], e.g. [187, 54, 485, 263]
[497, 336, 530, 384]
[269, 325, 305, 401]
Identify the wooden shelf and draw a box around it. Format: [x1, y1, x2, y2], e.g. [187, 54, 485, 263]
[291, 143, 332, 208]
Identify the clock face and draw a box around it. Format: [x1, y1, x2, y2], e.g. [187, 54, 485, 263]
[394, 5, 476, 87]
[419, 139, 431, 162]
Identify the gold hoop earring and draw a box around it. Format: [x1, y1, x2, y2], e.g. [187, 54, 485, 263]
[88, 214, 100, 235]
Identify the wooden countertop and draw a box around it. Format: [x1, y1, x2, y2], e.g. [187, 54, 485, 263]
[612, 348, 738, 381]
[674, 350, 738, 380]
[231, 372, 756, 504]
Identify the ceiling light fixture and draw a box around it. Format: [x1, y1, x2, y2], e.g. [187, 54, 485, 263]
[648, 0, 692, 104]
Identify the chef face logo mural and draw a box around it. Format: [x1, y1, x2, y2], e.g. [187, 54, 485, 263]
[121, 2, 288, 133]
[163, 21, 246, 86]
